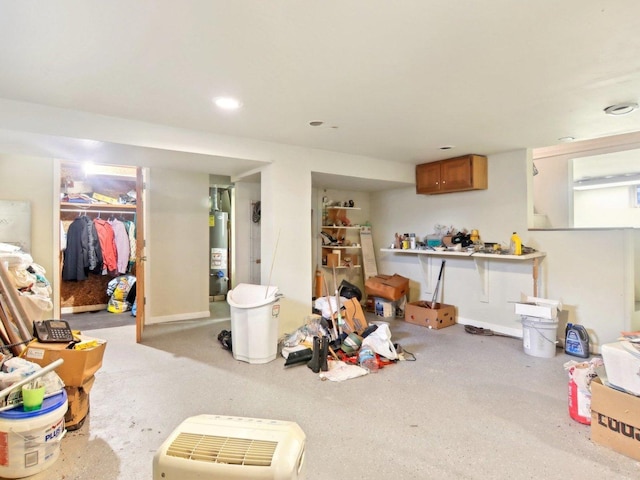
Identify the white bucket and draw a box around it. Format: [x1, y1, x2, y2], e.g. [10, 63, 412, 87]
[0, 390, 67, 479]
[227, 284, 281, 364]
[521, 316, 559, 358]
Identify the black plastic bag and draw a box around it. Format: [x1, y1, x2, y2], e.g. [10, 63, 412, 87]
[339, 279, 362, 302]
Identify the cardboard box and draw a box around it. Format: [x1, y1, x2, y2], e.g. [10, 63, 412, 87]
[65, 375, 95, 431]
[590, 378, 640, 461]
[92, 192, 120, 205]
[326, 253, 339, 267]
[404, 301, 456, 329]
[23, 335, 107, 387]
[601, 341, 640, 396]
[514, 294, 562, 320]
[365, 274, 409, 301]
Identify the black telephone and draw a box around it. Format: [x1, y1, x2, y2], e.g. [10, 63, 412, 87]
[33, 320, 74, 343]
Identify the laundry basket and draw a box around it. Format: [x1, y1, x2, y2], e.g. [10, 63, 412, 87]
[227, 284, 281, 364]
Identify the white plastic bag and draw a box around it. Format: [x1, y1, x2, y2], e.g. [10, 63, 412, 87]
[361, 323, 398, 360]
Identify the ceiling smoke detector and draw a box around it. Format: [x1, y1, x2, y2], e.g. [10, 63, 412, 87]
[604, 102, 638, 116]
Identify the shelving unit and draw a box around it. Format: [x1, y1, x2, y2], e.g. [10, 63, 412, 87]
[320, 207, 363, 270]
[380, 248, 546, 302]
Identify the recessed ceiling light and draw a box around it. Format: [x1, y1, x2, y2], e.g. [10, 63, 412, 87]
[558, 136, 575, 142]
[439, 145, 455, 150]
[309, 121, 324, 127]
[604, 102, 638, 116]
[213, 96, 242, 110]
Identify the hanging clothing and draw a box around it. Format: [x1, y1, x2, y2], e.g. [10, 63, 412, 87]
[62, 217, 89, 281]
[94, 218, 118, 276]
[125, 219, 136, 272]
[109, 218, 130, 275]
[80, 215, 103, 273]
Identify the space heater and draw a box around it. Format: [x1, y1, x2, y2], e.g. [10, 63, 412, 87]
[152, 415, 306, 480]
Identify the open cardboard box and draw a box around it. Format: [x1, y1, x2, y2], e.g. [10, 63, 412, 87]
[23, 334, 106, 387]
[404, 301, 456, 329]
[364, 274, 409, 301]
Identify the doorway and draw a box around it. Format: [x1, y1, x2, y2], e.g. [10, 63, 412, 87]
[57, 161, 145, 338]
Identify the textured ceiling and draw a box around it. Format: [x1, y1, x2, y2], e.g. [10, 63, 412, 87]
[1, 1, 640, 184]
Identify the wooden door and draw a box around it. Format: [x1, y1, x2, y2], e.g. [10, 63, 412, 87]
[135, 167, 146, 342]
[416, 162, 441, 194]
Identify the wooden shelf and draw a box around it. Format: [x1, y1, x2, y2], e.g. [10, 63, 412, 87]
[61, 202, 136, 211]
[326, 206, 361, 210]
[322, 245, 361, 249]
[321, 265, 361, 269]
[322, 225, 362, 229]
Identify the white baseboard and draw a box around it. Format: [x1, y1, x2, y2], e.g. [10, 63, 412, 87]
[457, 315, 523, 338]
[145, 310, 212, 325]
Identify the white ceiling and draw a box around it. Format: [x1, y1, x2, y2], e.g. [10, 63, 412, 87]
[1, 1, 640, 189]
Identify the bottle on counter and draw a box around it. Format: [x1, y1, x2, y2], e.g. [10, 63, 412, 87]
[510, 232, 522, 255]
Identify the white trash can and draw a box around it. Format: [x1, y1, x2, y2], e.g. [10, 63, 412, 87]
[227, 284, 281, 364]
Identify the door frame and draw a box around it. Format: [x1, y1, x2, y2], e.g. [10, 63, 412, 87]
[52, 160, 146, 341]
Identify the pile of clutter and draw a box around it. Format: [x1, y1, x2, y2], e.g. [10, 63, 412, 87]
[280, 280, 404, 382]
[563, 329, 640, 462]
[0, 242, 53, 322]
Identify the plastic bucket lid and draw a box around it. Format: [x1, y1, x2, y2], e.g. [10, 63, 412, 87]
[227, 283, 279, 309]
[0, 390, 67, 420]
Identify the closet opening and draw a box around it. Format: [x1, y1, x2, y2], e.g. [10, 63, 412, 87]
[58, 162, 145, 335]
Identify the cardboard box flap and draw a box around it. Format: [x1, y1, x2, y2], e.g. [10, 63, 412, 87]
[519, 293, 562, 311]
[514, 293, 562, 320]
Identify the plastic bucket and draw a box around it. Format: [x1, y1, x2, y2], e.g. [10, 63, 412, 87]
[227, 284, 281, 364]
[521, 316, 558, 358]
[0, 390, 67, 478]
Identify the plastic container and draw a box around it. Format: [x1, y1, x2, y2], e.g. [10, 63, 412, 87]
[227, 284, 281, 364]
[510, 232, 522, 255]
[565, 323, 590, 358]
[358, 347, 378, 373]
[21, 385, 45, 411]
[521, 316, 558, 358]
[0, 390, 67, 478]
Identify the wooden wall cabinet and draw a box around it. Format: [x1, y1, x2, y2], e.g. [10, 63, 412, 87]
[416, 154, 488, 194]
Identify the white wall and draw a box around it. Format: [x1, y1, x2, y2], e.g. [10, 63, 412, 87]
[145, 168, 210, 323]
[532, 155, 570, 227]
[254, 150, 414, 335]
[371, 150, 635, 349]
[233, 181, 261, 286]
[574, 186, 640, 227]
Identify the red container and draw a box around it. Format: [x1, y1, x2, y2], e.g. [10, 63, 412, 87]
[568, 378, 591, 424]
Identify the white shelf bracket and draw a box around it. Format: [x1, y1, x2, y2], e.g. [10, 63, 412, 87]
[474, 257, 489, 303]
[418, 254, 433, 295]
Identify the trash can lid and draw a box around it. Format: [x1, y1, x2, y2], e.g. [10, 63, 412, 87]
[227, 283, 280, 309]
